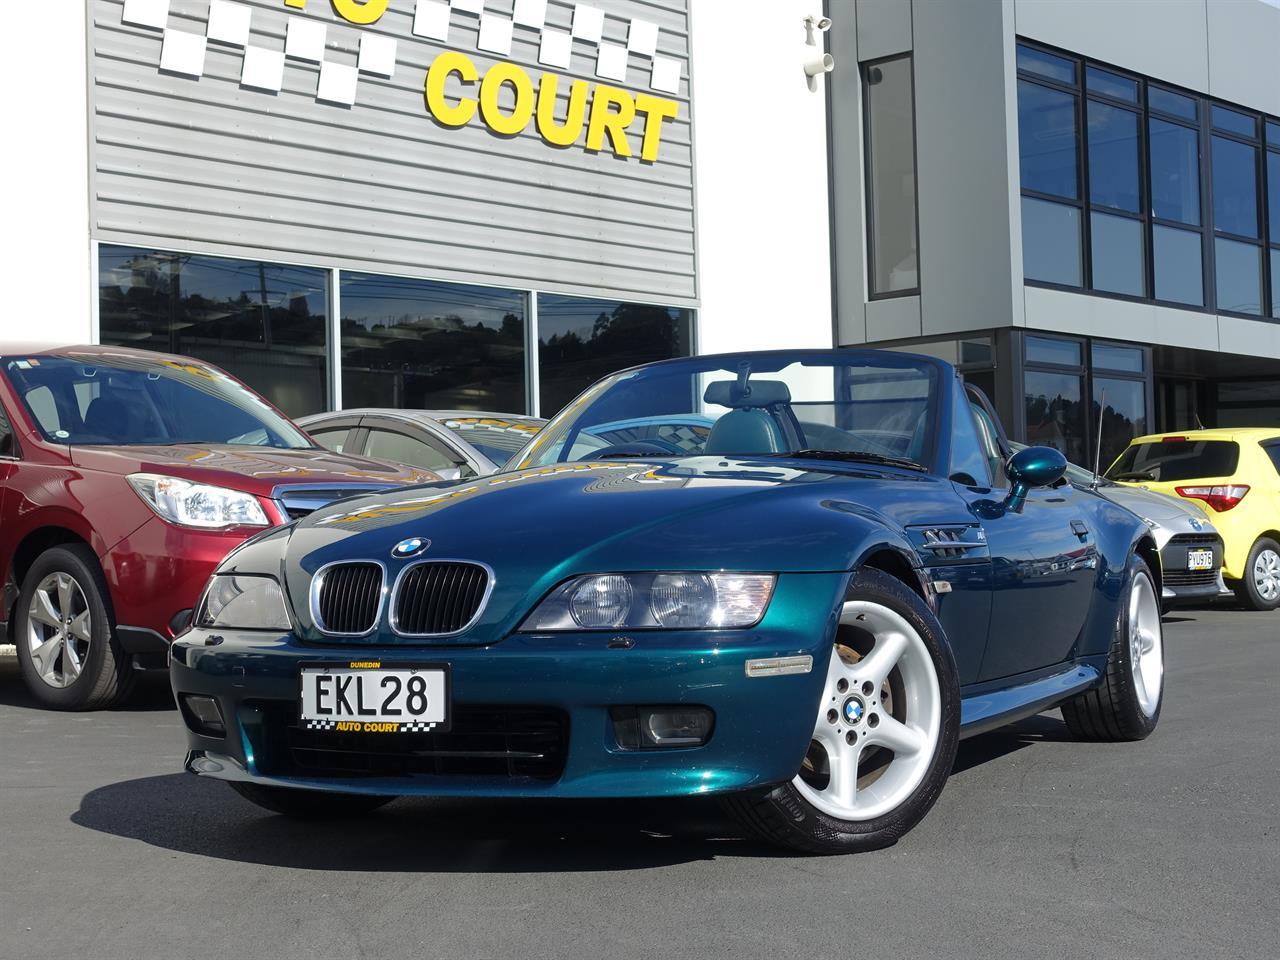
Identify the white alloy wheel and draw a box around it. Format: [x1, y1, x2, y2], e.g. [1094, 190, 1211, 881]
[1254, 548, 1280, 603]
[1128, 571, 1164, 718]
[26, 572, 93, 689]
[793, 600, 942, 822]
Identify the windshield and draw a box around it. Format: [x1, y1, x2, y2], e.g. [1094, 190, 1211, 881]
[1106, 439, 1240, 482]
[514, 352, 940, 470]
[440, 416, 544, 466]
[2, 352, 312, 449]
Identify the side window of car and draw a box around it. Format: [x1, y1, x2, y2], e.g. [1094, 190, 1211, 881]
[1263, 440, 1280, 477]
[968, 401, 1009, 488]
[949, 383, 992, 487]
[310, 428, 350, 454]
[365, 428, 459, 474]
[0, 405, 14, 458]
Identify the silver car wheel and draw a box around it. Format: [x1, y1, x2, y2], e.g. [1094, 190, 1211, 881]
[793, 600, 942, 822]
[1128, 571, 1164, 718]
[26, 572, 92, 689]
[1254, 548, 1280, 603]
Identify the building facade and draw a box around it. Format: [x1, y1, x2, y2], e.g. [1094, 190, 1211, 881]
[828, 0, 1280, 468]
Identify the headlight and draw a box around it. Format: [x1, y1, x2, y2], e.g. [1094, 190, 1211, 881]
[195, 575, 291, 631]
[522, 572, 776, 631]
[128, 473, 269, 529]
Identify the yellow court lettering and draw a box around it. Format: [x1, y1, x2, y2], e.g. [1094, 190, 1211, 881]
[536, 74, 590, 147]
[479, 62, 536, 136]
[634, 94, 680, 163]
[586, 85, 636, 157]
[425, 52, 479, 128]
[330, 0, 389, 24]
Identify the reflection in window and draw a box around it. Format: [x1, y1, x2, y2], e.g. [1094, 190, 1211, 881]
[1091, 212, 1143, 296]
[98, 246, 329, 418]
[1269, 152, 1280, 237]
[1149, 119, 1200, 225]
[1021, 197, 1081, 286]
[1214, 238, 1262, 315]
[1017, 47, 1076, 85]
[1085, 67, 1137, 102]
[864, 56, 919, 295]
[1211, 137, 1259, 239]
[1153, 225, 1203, 306]
[1093, 377, 1147, 470]
[1088, 101, 1140, 212]
[1092, 342, 1144, 373]
[537, 296, 693, 416]
[1272, 249, 1280, 319]
[1149, 87, 1197, 121]
[1024, 370, 1086, 466]
[1018, 81, 1079, 199]
[1026, 335, 1082, 367]
[364, 429, 459, 474]
[339, 274, 526, 413]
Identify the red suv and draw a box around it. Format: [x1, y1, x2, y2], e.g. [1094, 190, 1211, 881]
[0, 344, 435, 710]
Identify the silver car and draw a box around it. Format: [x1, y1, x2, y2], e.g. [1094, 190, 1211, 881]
[297, 409, 545, 479]
[1013, 444, 1228, 608]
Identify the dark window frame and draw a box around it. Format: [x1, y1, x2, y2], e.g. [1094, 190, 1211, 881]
[862, 52, 922, 301]
[1016, 38, 1280, 324]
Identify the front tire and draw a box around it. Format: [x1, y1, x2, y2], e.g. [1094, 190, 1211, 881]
[228, 781, 395, 819]
[15, 545, 135, 711]
[1062, 555, 1163, 741]
[1230, 537, 1280, 611]
[724, 567, 961, 854]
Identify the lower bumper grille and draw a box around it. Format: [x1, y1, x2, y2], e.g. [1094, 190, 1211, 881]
[253, 703, 569, 781]
[1163, 569, 1218, 588]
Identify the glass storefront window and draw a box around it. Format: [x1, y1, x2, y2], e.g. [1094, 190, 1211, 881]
[863, 56, 919, 295]
[537, 295, 693, 416]
[1093, 377, 1147, 470]
[1024, 369, 1087, 465]
[1026, 335, 1082, 367]
[1021, 197, 1081, 286]
[1092, 342, 1144, 373]
[339, 273, 526, 413]
[98, 246, 329, 418]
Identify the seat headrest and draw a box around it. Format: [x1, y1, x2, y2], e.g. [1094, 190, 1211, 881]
[704, 379, 792, 409]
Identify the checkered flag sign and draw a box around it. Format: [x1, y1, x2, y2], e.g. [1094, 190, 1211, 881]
[122, 0, 681, 109]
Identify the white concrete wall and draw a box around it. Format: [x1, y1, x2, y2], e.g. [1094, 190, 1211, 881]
[688, 0, 835, 355]
[0, 4, 93, 345]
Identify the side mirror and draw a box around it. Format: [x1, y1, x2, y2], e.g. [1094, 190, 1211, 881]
[1005, 446, 1067, 511]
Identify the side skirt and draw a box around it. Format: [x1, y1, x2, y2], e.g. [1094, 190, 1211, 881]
[959, 663, 1102, 739]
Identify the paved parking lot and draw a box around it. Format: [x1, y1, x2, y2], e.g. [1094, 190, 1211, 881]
[1, 607, 1276, 960]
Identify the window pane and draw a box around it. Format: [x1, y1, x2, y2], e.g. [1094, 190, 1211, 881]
[98, 246, 329, 418]
[1021, 197, 1081, 286]
[1092, 342, 1144, 372]
[1107, 439, 1239, 481]
[1017, 46, 1076, 85]
[1094, 378, 1147, 470]
[1149, 118, 1200, 225]
[1211, 105, 1257, 138]
[1019, 80, 1079, 198]
[538, 296, 693, 416]
[1214, 238, 1262, 315]
[950, 380, 992, 486]
[1149, 87, 1197, 121]
[1090, 212, 1144, 296]
[1270, 151, 1280, 238]
[339, 273, 526, 412]
[1268, 120, 1280, 146]
[959, 337, 993, 365]
[365, 429, 456, 472]
[1272, 249, 1280, 319]
[1086, 66, 1137, 103]
[1212, 136, 1259, 238]
[310, 428, 350, 453]
[1153, 225, 1204, 305]
[0, 406, 11, 458]
[1088, 101, 1140, 212]
[1024, 370, 1087, 466]
[864, 56, 919, 294]
[1026, 335, 1082, 366]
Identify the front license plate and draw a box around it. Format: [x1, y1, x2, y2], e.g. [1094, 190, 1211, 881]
[299, 662, 450, 733]
[1187, 549, 1215, 572]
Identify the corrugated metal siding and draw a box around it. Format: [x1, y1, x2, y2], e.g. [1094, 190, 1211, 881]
[89, 0, 697, 304]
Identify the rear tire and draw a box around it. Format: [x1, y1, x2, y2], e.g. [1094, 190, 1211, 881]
[723, 567, 961, 854]
[1229, 537, 1280, 612]
[228, 781, 395, 819]
[1062, 554, 1162, 741]
[15, 545, 135, 711]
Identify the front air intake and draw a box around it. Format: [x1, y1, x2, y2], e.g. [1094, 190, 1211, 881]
[391, 562, 491, 636]
[312, 562, 384, 635]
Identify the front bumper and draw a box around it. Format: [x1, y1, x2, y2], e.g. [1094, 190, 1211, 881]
[1158, 533, 1227, 604]
[171, 572, 847, 799]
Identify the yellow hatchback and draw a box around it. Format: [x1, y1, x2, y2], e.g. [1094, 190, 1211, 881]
[1106, 429, 1280, 610]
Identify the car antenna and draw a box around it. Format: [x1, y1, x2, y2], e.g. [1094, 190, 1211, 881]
[1091, 387, 1105, 489]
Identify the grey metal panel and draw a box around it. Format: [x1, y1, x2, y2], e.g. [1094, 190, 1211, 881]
[855, 0, 912, 62]
[89, 0, 696, 305]
[865, 294, 921, 343]
[827, 7, 867, 345]
[1207, 0, 1280, 116]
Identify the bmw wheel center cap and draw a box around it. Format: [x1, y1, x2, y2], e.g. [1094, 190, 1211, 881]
[843, 696, 865, 724]
[392, 537, 431, 559]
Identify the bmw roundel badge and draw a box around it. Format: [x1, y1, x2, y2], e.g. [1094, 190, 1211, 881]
[843, 696, 865, 724]
[392, 537, 431, 559]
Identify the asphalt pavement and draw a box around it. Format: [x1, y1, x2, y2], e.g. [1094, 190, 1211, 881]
[1, 608, 1276, 960]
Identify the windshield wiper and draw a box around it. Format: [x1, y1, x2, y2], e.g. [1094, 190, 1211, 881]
[769, 449, 929, 472]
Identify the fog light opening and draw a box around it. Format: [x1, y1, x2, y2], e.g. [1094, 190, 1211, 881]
[611, 706, 714, 750]
[179, 694, 226, 737]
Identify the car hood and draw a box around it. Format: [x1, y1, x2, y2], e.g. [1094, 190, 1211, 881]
[69, 443, 438, 496]
[1098, 482, 1211, 526]
[277, 457, 948, 640]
